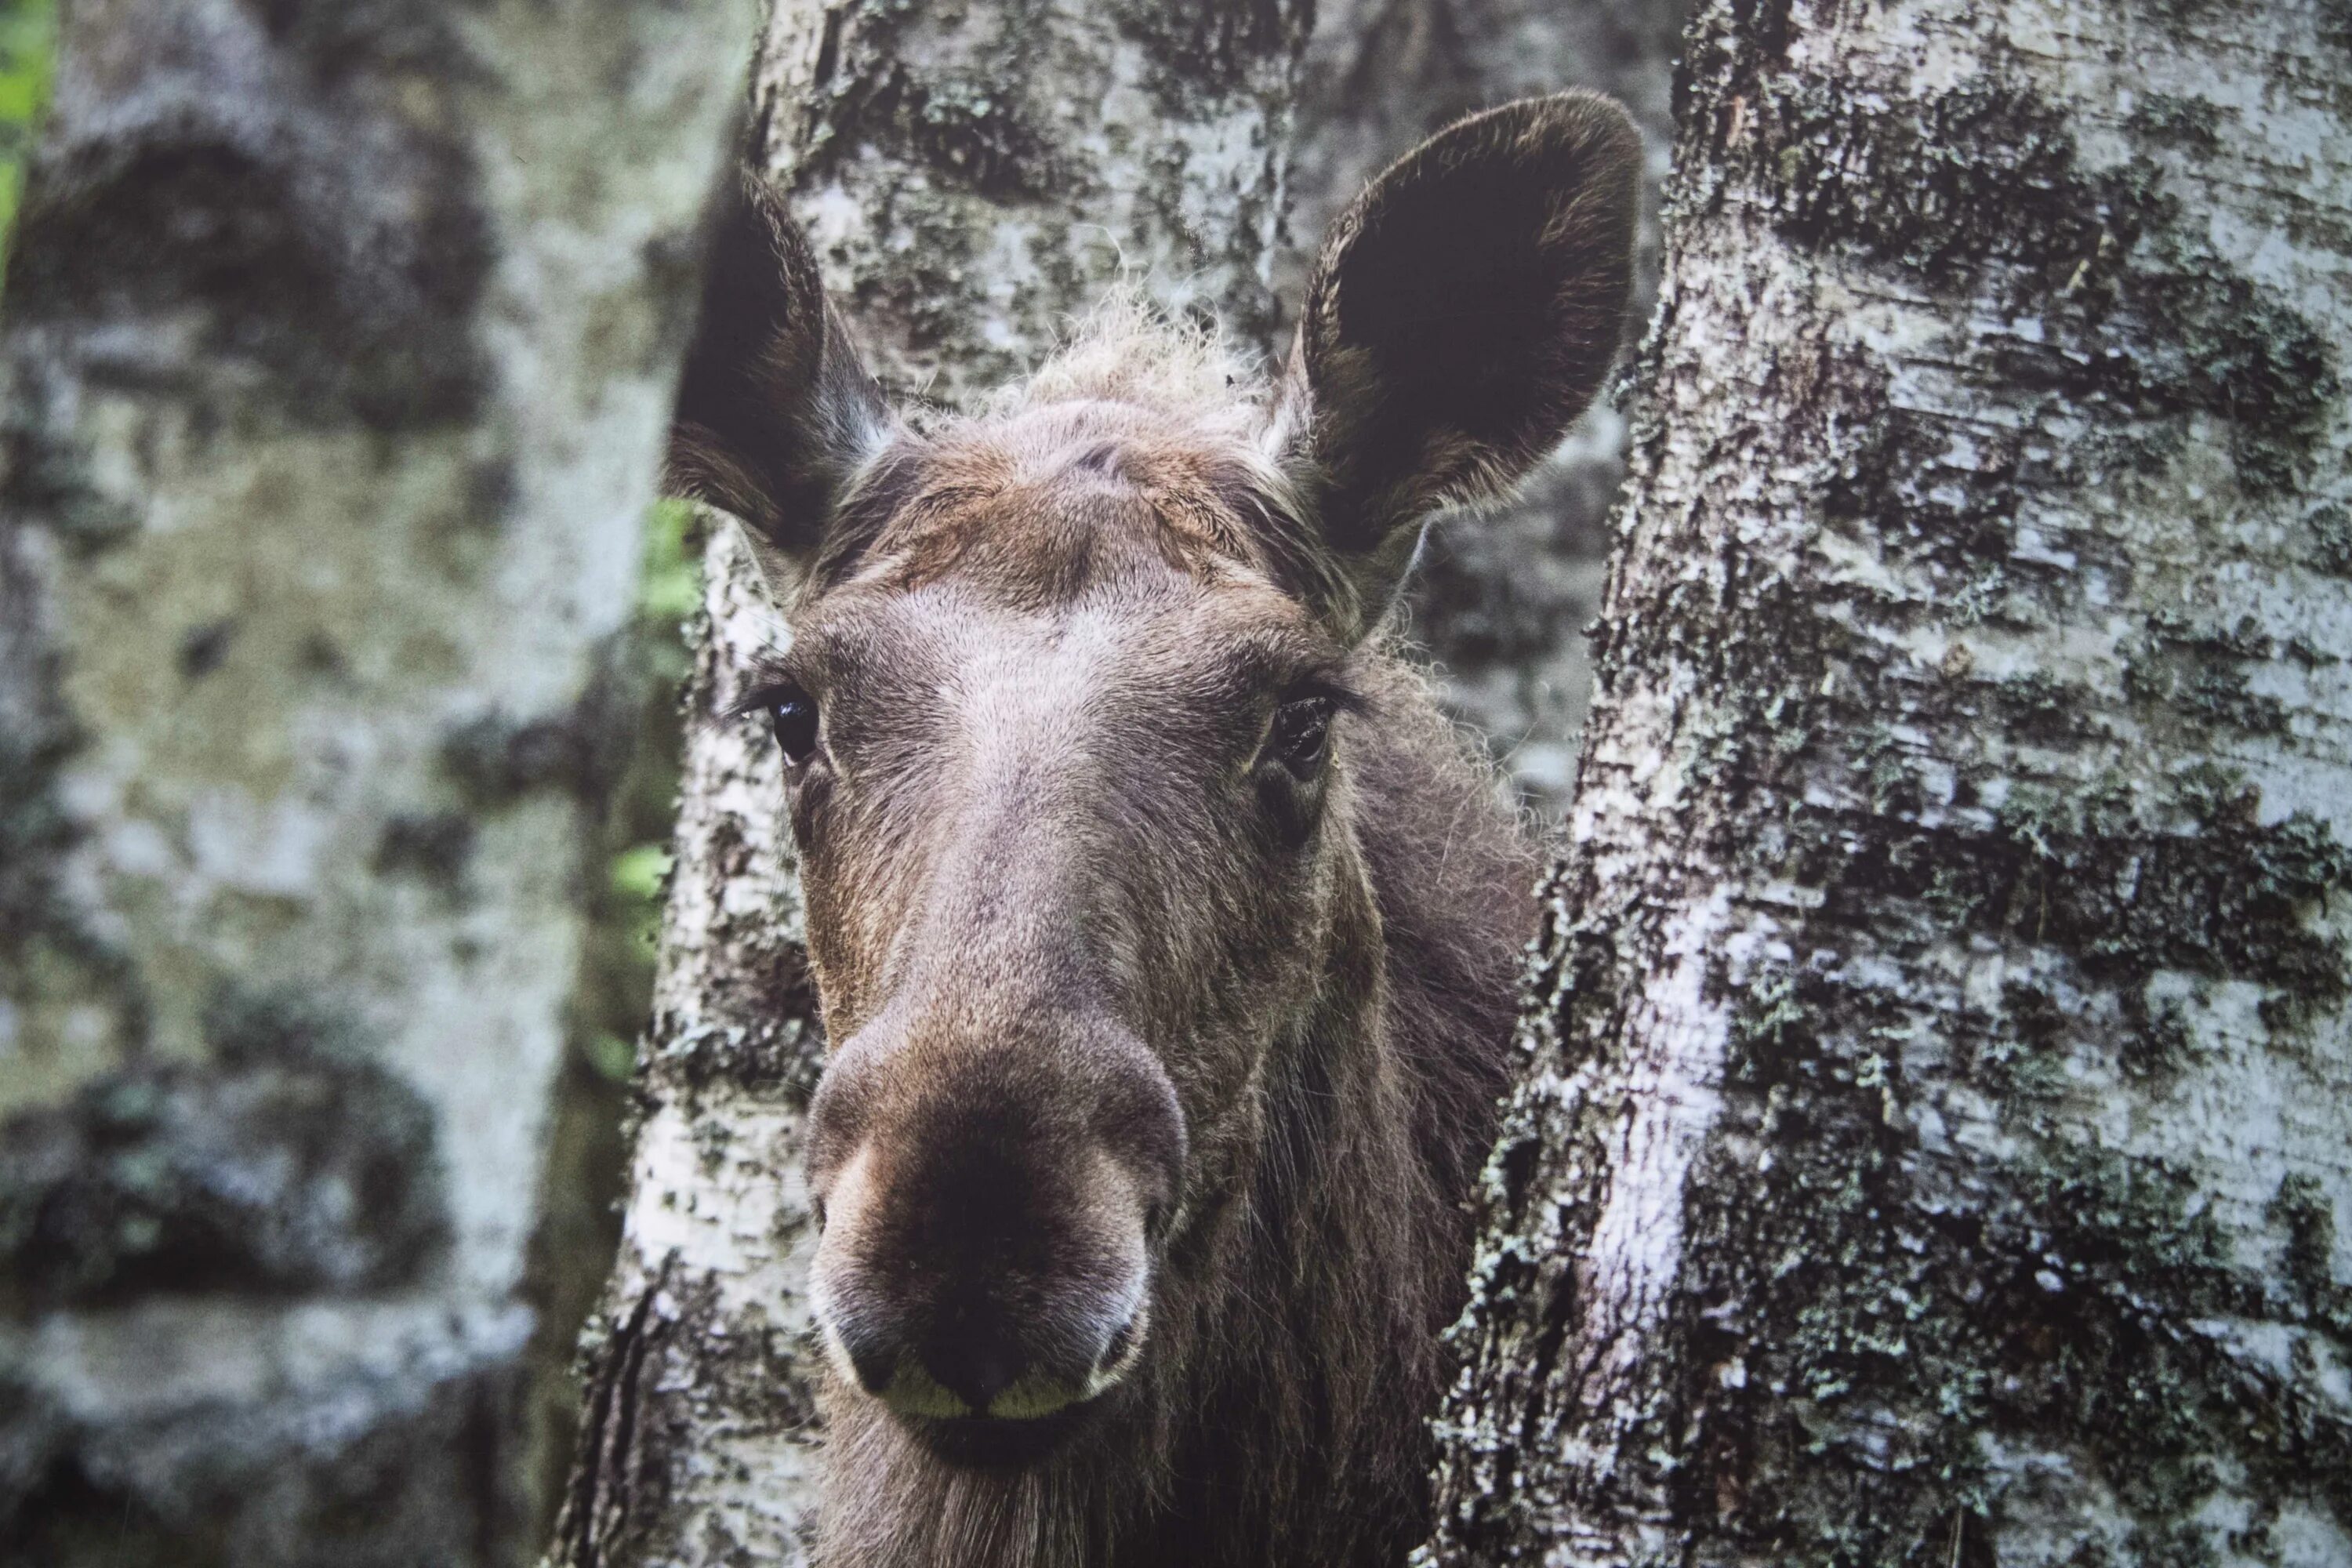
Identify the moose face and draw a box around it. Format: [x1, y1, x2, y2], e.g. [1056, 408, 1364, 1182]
[667, 93, 1639, 1468]
[780, 404, 1371, 1465]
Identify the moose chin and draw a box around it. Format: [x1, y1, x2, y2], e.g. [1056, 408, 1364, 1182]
[666, 89, 1642, 1568]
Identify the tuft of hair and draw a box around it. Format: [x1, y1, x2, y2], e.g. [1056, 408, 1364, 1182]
[1003, 289, 1266, 432]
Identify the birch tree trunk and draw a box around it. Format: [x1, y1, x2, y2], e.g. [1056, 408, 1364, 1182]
[1421, 0, 2352, 1562]
[0, 3, 755, 1563]
[550, 4, 1308, 1562]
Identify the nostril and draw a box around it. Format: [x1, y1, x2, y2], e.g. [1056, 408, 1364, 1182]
[835, 1318, 898, 1397]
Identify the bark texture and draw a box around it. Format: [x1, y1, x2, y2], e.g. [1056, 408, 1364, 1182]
[550, 4, 1309, 1563]
[1283, 0, 1685, 811]
[0, 2, 755, 1563]
[1422, 0, 2352, 1562]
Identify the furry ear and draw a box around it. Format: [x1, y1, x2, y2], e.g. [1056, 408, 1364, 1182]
[1278, 90, 1641, 572]
[669, 171, 891, 557]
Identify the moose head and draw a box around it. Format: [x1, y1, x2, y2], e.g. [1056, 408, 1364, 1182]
[667, 93, 1639, 1493]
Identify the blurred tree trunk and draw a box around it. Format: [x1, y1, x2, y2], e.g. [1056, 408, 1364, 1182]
[1421, 0, 2352, 1562]
[548, 2, 1309, 1563]
[0, 3, 756, 1564]
[1283, 0, 1686, 812]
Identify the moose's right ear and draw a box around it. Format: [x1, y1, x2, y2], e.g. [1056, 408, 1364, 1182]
[1274, 92, 1641, 595]
[669, 171, 891, 557]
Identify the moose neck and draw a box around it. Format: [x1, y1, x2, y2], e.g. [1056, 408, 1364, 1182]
[1150, 822, 1457, 1566]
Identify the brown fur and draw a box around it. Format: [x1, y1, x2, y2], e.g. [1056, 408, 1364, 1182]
[666, 92, 1642, 1568]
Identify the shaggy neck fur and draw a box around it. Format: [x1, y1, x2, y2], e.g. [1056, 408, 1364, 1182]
[814, 654, 1536, 1568]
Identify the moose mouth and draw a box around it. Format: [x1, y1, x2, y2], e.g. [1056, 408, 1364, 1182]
[828, 1290, 1152, 1471]
[899, 1399, 1105, 1469]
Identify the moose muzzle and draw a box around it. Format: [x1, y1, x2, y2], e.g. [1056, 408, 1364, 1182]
[805, 1012, 1184, 1466]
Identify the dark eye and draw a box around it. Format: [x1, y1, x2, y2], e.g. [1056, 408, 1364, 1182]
[1269, 695, 1335, 775]
[756, 685, 820, 765]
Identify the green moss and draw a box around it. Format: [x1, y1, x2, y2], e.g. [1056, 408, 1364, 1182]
[2024, 1142, 2234, 1305]
[1829, 724, 1922, 820]
[1729, 964, 1809, 1069]
[637, 499, 702, 626]
[568, 501, 699, 1105]
[0, 0, 50, 289]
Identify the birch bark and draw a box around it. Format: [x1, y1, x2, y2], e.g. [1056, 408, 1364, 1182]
[0, 2, 757, 1564]
[1421, 0, 2352, 1562]
[550, 4, 1308, 1563]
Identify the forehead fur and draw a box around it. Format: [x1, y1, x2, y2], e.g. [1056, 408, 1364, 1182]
[816, 296, 1349, 615]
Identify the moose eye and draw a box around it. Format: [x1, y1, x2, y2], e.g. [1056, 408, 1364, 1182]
[1269, 695, 1335, 775]
[753, 684, 821, 765]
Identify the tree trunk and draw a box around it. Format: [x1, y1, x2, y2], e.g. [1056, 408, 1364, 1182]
[1419, 0, 2352, 1561]
[0, 3, 756, 1563]
[549, 3, 1308, 1563]
[1283, 0, 1686, 813]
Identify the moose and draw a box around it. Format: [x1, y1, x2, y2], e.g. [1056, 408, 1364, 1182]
[668, 92, 1639, 1568]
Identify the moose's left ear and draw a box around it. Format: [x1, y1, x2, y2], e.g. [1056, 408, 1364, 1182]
[1276, 90, 1641, 575]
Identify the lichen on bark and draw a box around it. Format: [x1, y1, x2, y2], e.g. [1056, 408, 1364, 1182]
[1419, 0, 2352, 1562]
[0, 1, 759, 1561]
